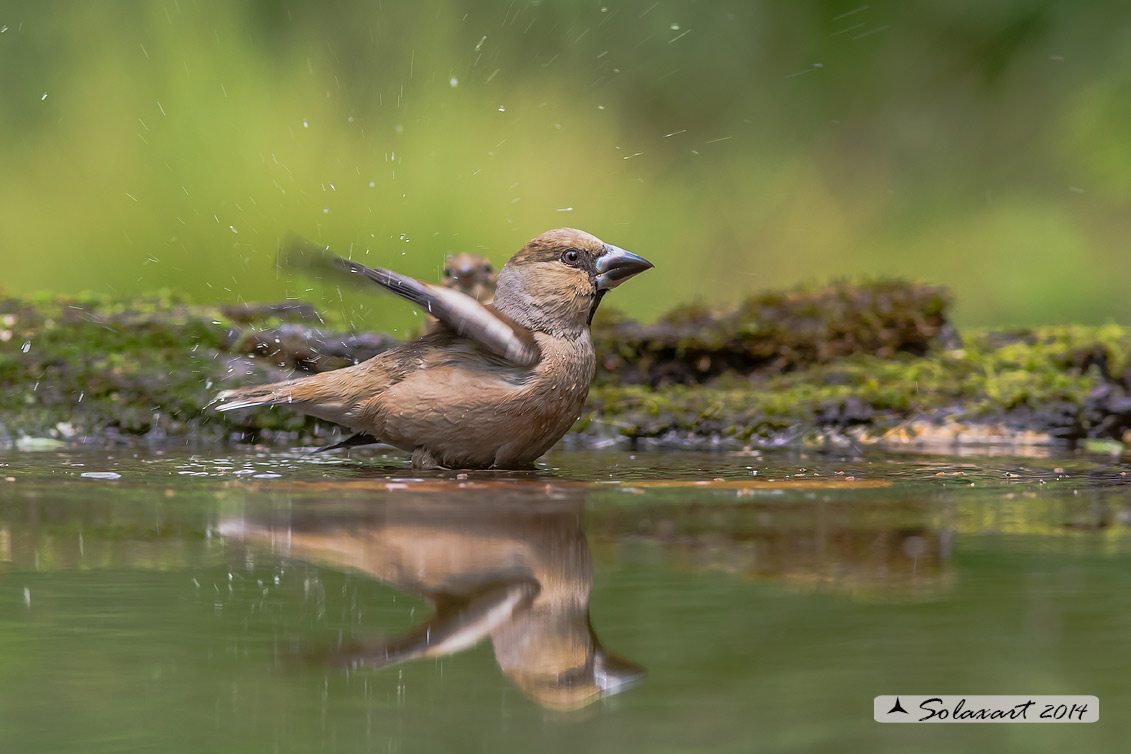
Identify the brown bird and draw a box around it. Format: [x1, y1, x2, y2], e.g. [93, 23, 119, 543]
[442, 252, 497, 302]
[213, 228, 652, 468]
[218, 489, 645, 711]
[415, 252, 498, 337]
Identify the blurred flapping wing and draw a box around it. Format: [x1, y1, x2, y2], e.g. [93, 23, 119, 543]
[280, 238, 540, 368]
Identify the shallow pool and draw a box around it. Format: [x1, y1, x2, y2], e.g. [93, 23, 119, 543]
[2, 447, 1129, 752]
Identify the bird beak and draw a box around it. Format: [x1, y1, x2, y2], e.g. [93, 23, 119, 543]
[595, 244, 654, 290]
[593, 648, 648, 693]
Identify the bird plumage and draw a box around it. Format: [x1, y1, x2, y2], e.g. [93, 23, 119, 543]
[213, 228, 652, 468]
[442, 252, 497, 303]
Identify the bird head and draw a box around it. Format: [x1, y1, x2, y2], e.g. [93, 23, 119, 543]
[493, 228, 653, 336]
[442, 253, 497, 302]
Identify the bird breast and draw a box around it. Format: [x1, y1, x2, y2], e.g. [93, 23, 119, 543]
[366, 331, 595, 468]
[528, 331, 596, 407]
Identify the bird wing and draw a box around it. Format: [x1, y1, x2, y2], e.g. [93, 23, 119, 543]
[282, 239, 540, 368]
[322, 580, 540, 669]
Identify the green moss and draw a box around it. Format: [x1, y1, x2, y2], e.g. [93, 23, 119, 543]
[0, 292, 322, 442]
[2, 289, 1129, 449]
[584, 325, 1129, 446]
[592, 279, 955, 385]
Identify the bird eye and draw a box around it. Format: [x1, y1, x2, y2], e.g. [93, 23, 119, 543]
[561, 248, 582, 266]
[443, 269, 452, 277]
[482, 264, 493, 273]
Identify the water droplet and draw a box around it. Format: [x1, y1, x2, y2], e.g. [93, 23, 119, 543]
[21, 341, 31, 354]
[498, 105, 506, 112]
[671, 24, 680, 30]
[41, 92, 48, 101]
[229, 225, 238, 233]
[450, 77, 459, 87]
[322, 208, 329, 214]
[81, 471, 122, 480]
[302, 119, 309, 128]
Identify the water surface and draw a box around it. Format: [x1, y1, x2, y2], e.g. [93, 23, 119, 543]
[2, 447, 1129, 752]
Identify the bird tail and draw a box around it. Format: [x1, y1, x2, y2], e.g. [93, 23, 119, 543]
[212, 369, 364, 428]
[213, 380, 301, 412]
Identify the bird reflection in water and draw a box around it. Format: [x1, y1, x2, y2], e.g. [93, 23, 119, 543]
[219, 487, 644, 711]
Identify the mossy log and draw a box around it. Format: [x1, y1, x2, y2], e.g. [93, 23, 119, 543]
[591, 280, 957, 385]
[2, 285, 1129, 451]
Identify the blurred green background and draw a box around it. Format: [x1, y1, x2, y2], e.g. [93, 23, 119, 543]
[2, 0, 1129, 330]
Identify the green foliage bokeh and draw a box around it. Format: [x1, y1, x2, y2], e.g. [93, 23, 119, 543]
[2, 0, 1129, 329]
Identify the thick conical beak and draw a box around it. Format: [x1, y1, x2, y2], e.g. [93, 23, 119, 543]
[593, 647, 647, 694]
[595, 244, 654, 291]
